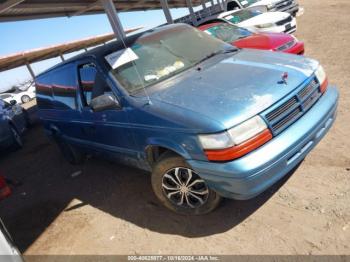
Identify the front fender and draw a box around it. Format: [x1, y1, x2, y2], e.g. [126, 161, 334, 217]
[145, 137, 192, 160]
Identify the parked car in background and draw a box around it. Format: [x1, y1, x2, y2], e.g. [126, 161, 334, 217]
[36, 24, 338, 215]
[0, 218, 23, 261]
[0, 99, 27, 150]
[198, 22, 304, 55]
[218, 7, 297, 34]
[0, 85, 36, 105]
[225, 0, 299, 16]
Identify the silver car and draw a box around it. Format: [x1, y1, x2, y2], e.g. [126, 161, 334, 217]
[0, 99, 27, 150]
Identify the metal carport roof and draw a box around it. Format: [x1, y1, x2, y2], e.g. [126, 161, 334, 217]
[0, 0, 204, 22]
[0, 26, 141, 76]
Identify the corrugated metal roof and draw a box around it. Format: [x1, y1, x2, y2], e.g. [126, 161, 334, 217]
[0, 0, 203, 22]
[0, 27, 141, 72]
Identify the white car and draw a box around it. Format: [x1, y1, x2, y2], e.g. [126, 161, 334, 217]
[218, 8, 296, 34]
[0, 219, 23, 262]
[0, 86, 36, 104]
[225, 0, 299, 16]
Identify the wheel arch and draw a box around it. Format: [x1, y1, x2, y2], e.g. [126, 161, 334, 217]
[145, 139, 191, 167]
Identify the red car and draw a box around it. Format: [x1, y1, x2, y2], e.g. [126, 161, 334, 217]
[198, 22, 304, 55]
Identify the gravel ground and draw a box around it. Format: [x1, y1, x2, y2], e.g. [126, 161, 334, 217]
[0, 0, 349, 255]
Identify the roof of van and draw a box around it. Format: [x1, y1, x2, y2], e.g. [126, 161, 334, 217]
[36, 23, 187, 78]
[0, 0, 204, 22]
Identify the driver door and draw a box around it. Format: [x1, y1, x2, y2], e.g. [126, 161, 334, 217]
[77, 61, 138, 165]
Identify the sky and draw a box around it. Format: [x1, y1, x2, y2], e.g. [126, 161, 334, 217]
[0, 6, 202, 93]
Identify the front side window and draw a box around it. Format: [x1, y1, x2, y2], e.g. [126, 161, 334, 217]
[0, 94, 12, 99]
[78, 63, 113, 107]
[107, 25, 233, 94]
[205, 24, 252, 43]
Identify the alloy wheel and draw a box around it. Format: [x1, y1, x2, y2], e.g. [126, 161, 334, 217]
[161, 167, 209, 209]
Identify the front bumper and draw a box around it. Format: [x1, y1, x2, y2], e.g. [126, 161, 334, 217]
[255, 18, 297, 35]
[188, 86, 339, 200]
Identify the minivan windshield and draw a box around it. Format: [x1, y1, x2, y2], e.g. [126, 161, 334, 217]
[108, 25, 235, 94]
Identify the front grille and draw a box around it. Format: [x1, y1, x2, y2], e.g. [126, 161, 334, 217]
[284, 25, 296, 33]
[276, 39, 296, 51]
[263, 78, 322, 135]
[276, 16, 293, 26]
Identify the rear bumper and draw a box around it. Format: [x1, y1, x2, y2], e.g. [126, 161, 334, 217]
[188, 86, 339, 200]
[284, 42, 305, 55]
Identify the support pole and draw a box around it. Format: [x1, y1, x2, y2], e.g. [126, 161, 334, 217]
[185, 0, 197, 25]
[100, 0, 126, 40]
[220, 0, 225, 11]
[25, 62, 35, 80]
[160, 0, 173, 24]
[201, 0, 211, 16]
[59, 53, 65, 61]
[201, 0, 206, 10]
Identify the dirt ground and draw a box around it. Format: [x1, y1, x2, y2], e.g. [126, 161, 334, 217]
[0, 0, 349, 256]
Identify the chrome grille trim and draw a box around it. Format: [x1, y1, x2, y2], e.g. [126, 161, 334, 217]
[266, 97, 298, 122]
[271, 108, 301, 131]
[263, 77, 322, 135]
[275, 15, 293, 26]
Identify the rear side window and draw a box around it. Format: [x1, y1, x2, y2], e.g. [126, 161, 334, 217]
[35, 73, 54, 110]
[51, 64, 77, 110]
[0, 94, 11, 99]
[78, 63, 113, 107]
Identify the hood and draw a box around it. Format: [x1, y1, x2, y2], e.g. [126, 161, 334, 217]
[238, 11, 290, 27]
[150, 49, 318, 131]
[234, 32, 294, 50]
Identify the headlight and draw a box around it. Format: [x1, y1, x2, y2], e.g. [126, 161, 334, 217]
[291, 34, 298, 41]
[315, 65, 328, 93]
[199, 116, 272, 161]
[255, 23, 275, 29]
[198, 131, 233, 150]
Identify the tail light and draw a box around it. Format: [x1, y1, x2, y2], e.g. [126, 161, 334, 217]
[315, 65, 328, 93]
[199, 116, 272, 162]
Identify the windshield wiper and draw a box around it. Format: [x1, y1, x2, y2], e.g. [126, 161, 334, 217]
[195, 48, 238, 66]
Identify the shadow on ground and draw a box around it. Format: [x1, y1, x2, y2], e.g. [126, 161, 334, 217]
[0, 125, 297, 252]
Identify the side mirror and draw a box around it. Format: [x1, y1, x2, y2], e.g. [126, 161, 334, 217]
[90, 94, 121, 112]
[10, 100, 17, 106]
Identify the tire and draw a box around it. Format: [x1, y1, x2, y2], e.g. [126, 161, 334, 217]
[21, 95, 31, 104]
[151, 152, 221, 215]
[22, 109, 31, 128]
[54, 136, 85, 165]
[9, 125, 23, 150]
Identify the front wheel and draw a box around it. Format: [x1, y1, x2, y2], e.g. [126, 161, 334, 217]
[151, 153, 221, 215]
[10, 125, 23, 150]
[21, 95, 31, 104]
